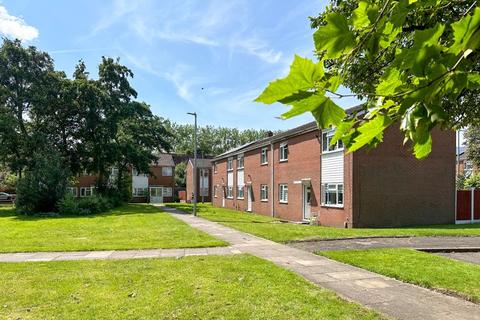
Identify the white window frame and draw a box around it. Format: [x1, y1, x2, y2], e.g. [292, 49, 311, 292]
[237, 154, 244, 170]
[279, 184, 288, 203]
[214, 186, 218, 198]
[237, 185, 245, 199]
[261, 147, 268, 165]
[162, 187, 173, 197]
[227, 158, 233, 171]
[80, 187, 94, 197]
[260, 184, 268, 201]
[322, 129, 344, 153]
[133, 187, 148, 197]
[162, 167, 173, 177]
[279, 143, 288, 162]
[67, 187, 78, 197]
[322, 183, 344, 207]
[214, 162, 218, 173]
[227, 186, 233, 199]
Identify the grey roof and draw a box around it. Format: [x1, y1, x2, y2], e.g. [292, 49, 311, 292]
[213, 105, 364, 161]
[189, 158, 212, 168]
[153, 153, 175, 167]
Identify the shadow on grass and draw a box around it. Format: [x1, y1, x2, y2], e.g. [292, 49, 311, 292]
[0, 203, 163, 221]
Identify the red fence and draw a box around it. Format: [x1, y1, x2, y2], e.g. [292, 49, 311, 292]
[456, 189, 480, 222]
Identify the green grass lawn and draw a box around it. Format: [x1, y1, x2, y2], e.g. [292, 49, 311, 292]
[0, 254, 383, 320]
[319, 248, 480, 303]
[0, 204, 226, 253]
[166, 203, 480, 242]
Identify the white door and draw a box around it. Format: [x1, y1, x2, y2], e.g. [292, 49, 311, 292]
[222, 187, 226, 207]
[303, 185, 312, 220]
[150, 187, 163, 204]
[247, 186, 253, 212]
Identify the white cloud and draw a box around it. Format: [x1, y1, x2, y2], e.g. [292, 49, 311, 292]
[0, 5, 38, 41]
[231, 37, 282, 64]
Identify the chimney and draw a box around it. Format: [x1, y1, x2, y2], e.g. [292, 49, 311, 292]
[266, 131, 274, 137]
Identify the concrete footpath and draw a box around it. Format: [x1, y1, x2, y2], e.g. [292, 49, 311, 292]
[0, 246, 240, 262]
[162, 207, 480, 320]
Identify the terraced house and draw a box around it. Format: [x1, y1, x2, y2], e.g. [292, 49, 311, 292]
[212, 108, 456, 228]
[70, 154, 176, 204]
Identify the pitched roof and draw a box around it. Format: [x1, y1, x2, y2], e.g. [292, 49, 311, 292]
[153, 153, 175, 167]
[212, 105, 364, 161]
[189, 158, 212, 168]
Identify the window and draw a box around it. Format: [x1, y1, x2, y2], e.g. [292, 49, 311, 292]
[80, 187, 94, 197]
[162, 167, 173, 177]
[227, 186, 233, 198]
[214, 186, 218, 198]
[237, 186, 244, 199]
[322, 129, 344, 153]
[237, 154, 244, 169]
[280, 143, 288, 161]
[67, 187, 78, 197]
[261, 147, 268, 164]
[162, 187, 173, 197]
[322, 183, 344, 206]
[133, 187, 148, 197]
[279, 184, 288, 203]
[214, 162, 218, 173]
[227, 158, 233, 171]
[260, 185, 268, 201]
[465, 161, 474, 177]
[132, 169, 148, 177]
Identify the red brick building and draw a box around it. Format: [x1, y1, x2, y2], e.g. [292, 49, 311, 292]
[70, 154, 175, 204]
[186, 158, 212, 203]
[212, 117, 456, 228]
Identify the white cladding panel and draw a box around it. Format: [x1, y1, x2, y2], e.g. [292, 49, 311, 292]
[321, 151, 344, 183]
[132, 175, 149, 189]
[227, 171, 234, 187]
[237, 170, 244, 186]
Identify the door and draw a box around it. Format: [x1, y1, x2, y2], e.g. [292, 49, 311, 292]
[222, 187, 226, 207]
[150, 187, 163, 204]
[247, 186, 253, 212]
[303, 185, 312, 220]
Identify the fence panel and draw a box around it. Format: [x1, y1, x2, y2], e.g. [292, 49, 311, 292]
[456, 190, 471, 221]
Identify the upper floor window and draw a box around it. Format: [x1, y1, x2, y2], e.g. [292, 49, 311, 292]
[280, 143, 288, 162]
[261, 147, 268, 165]
[227, 158, 233, 171]
[162, 167, 173, 177]
[322, 129, 344, 153]
[237, 154, 244, 169]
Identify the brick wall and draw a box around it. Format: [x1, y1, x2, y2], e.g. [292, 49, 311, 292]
[352, 126, 456, 227]
[148, 166, 174, 202]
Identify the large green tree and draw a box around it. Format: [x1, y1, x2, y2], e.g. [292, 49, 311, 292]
[256, 0, 480, 158]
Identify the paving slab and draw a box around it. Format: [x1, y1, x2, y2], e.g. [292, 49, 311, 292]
[436, 251, 480, 265]
[164, 206, 480, 320]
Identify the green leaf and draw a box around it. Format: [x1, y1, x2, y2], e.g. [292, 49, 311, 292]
[314, 13, 355, 59]
[311, 98, 346, 128]
[281, 94, 327, 119]
[348, 114, 393, 152]
[450, 7, 480, 55]
[413, 24, 445, 48]
[352, 1, 378, 29]
[376, 68, 403, 96]
[330, 118, 355, 146]
[379, 22, 402, 48]
[467, 72, 480, 89]
[413, 125, 433, 159]
[255, 55, 323, 104]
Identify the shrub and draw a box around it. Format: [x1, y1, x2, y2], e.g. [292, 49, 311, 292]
[16, 151, 70, 214]
[57, 194, 124, 216]
[465, 173, 480, 189]
[57, 194, 79, 215]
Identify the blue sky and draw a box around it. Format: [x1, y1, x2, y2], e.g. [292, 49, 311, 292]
[0, 0, 360, 130]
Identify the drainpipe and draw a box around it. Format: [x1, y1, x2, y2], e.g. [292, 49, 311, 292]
[270, 142, 275, 217]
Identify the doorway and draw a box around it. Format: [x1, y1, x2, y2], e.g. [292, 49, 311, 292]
[303, 184, 312, 220]
[150, 187, 163, 204]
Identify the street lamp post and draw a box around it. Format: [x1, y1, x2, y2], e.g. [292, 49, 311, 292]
[187, 112, 198, 217]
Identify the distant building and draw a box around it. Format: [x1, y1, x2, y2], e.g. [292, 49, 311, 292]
[186, 158, 212, 203]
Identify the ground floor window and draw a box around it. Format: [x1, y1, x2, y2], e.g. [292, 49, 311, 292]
[162, 187, 173, 197]
[80, 187, 94, 197]
[322, 183, 344, 206]
[237, 186, 244, 199]
[279, 184, 288, 203]
[260, 185, 268, 201]
[227, 186, 233, 199]
[133, 187, 148, 197]
[66, 187, 78, 197]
